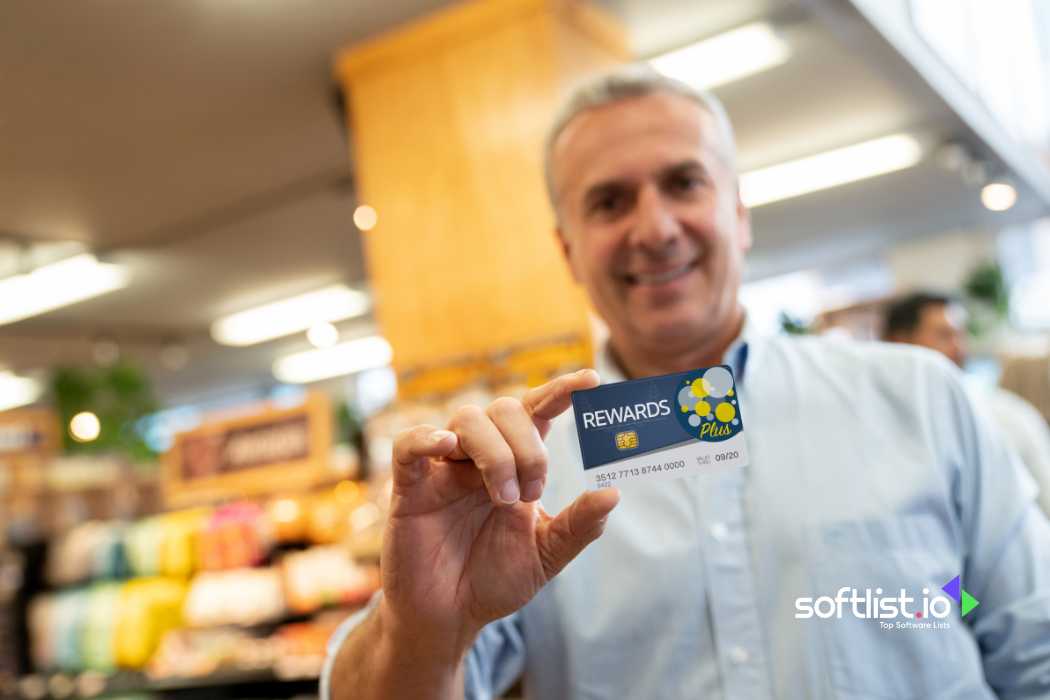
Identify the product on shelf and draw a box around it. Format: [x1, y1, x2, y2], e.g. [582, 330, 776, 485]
[182, 567, 285, 628]
[147, 613, 349, 682]
[46, 521, 122, 587]
[157, 509, 209, 579]
[280, 545, 379, 614]
[197, 501, 272, 570]
[124, 516, 161, 577]
[113, 577, 187, 669]
[28, 578, 186, 672]
[272, 612, 347, 680]
[268, 495, 309, 543]
[81, 584, 120, 671]
[147, 627, 275, 679]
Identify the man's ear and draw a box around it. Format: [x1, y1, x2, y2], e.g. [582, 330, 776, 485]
[736, 194, 753, 253]
[556, 227, 582, 283]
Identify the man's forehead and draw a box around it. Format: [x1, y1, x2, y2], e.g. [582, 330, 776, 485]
[551, 93, 722, 192]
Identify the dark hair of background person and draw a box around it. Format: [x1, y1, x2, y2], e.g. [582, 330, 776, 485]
[882, 291, 958, 340]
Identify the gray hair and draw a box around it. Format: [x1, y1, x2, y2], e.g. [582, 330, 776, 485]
[543, 65, 737, 219]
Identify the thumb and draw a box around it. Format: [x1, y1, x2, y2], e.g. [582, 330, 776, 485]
[536, 488, 620, 580]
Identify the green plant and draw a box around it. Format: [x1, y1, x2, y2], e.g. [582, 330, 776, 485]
[963, 260, 1010, 317]
[51, 363, 158, 460]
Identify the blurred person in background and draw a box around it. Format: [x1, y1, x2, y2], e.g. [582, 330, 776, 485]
[324, 67, 1050, 700]
[884, 291, 1050, 517]
[1001, 353, 1050, 427]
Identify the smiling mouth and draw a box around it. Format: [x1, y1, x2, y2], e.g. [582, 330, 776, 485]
[624, 260, 699, 286]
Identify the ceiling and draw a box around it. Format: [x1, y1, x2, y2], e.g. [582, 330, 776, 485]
[1, 0, 1047, 406]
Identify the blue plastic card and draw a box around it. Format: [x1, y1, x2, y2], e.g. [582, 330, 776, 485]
[571, 365, 748, 489]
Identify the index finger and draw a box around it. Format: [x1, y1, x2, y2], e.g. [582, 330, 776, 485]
[522, 368, 600, 439]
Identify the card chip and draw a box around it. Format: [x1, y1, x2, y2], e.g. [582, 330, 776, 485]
[615, 430, 638, 450]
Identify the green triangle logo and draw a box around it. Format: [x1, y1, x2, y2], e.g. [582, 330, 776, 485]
[961, 589, 980, 617]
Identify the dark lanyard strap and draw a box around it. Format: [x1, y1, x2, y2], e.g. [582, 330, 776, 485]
[735, 342, 750, 384]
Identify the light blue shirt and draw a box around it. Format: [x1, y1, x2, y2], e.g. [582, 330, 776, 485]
[322, 330, 1050, 699]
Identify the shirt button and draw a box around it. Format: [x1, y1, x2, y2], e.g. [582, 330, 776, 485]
[709, 522, 729, 541]
[728, 646, 750, 665]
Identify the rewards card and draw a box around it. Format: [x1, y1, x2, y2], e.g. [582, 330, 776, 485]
[571, 365, 748, 489]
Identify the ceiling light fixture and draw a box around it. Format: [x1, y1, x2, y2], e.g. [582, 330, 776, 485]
[649, 22, 791, 91]
[739, 133, 924, 208]
[0, 254, 128, 328]
[980, 181, 1017, 212]
[273, 335, 392, 384]
[69, 411, 101, 442]
[307, 322, 339, 349]
[211, 285, 370, 347]
[0, 371, 43, 412]
[353, 205, 378, 232]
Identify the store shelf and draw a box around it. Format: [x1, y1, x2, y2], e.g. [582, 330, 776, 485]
[18, 669, 319, 700]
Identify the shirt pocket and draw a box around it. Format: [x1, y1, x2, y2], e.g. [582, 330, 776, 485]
[812, 514, 988, 700]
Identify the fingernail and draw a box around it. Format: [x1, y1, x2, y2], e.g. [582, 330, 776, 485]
[498, 480, 520, 504]
[522, 479, 544, 502]
[429, 430, 453, 444]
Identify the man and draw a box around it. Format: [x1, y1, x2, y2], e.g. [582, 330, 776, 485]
[885, 291, 1050, 518]
[324, 68, 1050, 699]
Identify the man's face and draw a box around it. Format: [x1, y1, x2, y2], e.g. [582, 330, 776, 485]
[906, 303, 969, 368]
[550, 93, 751, 350]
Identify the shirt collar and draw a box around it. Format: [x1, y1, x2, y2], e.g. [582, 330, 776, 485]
[594, 314, 755, 385]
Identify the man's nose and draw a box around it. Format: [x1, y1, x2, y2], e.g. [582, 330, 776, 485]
[629, 184, 682, 249]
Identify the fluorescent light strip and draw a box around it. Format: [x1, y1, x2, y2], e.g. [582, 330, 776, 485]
[211, 285, 370, 347]
[649, 22, 791, 91]
[0, 254, 128, 327]
[273, 335, 392, 384]
[0, 372, 43, 412]
[740, 134, 924, 208]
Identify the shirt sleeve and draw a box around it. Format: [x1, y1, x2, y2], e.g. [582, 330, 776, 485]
[319, 592, 526, 700]
[938, 363, 1050, 698]
[997, 390, 1050, 519]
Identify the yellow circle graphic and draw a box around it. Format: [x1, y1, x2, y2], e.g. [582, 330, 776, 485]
[695, 400, 711, 417]
[690, 378, 708, 398]
[715, 403, 736, 423]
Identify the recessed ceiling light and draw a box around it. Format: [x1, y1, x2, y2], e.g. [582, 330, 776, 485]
[981, 181, 1017, 211]
[649, 22, 791, 90]
[739, 133, 924, 208]
[211, 285, 370, 347]
[273, 335, 392, 384]
[70, 411, 101, 443]
[307, 322, 340, 349]
[0, 254, 128, 328]
[0, 371, 43, 412]
[353, 205, 378, 231]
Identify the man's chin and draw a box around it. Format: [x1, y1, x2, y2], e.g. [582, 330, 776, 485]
[629, 316, 710, 350]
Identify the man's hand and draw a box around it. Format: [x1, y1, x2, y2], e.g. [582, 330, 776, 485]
[380, 368, 620, 657]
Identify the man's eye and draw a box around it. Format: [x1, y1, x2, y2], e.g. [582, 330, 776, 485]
[668, 174, 702, 193]
[590, 193, 625, 215]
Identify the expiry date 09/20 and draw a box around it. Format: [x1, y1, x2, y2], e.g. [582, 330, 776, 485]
[596, 460, 687, 486]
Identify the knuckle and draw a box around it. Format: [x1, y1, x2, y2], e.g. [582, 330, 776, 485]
[486, 396, 523, 420]
[404, 424, 433, 444]
[450, 404, 484, 427]
[516, 446, 548, 476]
[477, 446, 516, 476]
